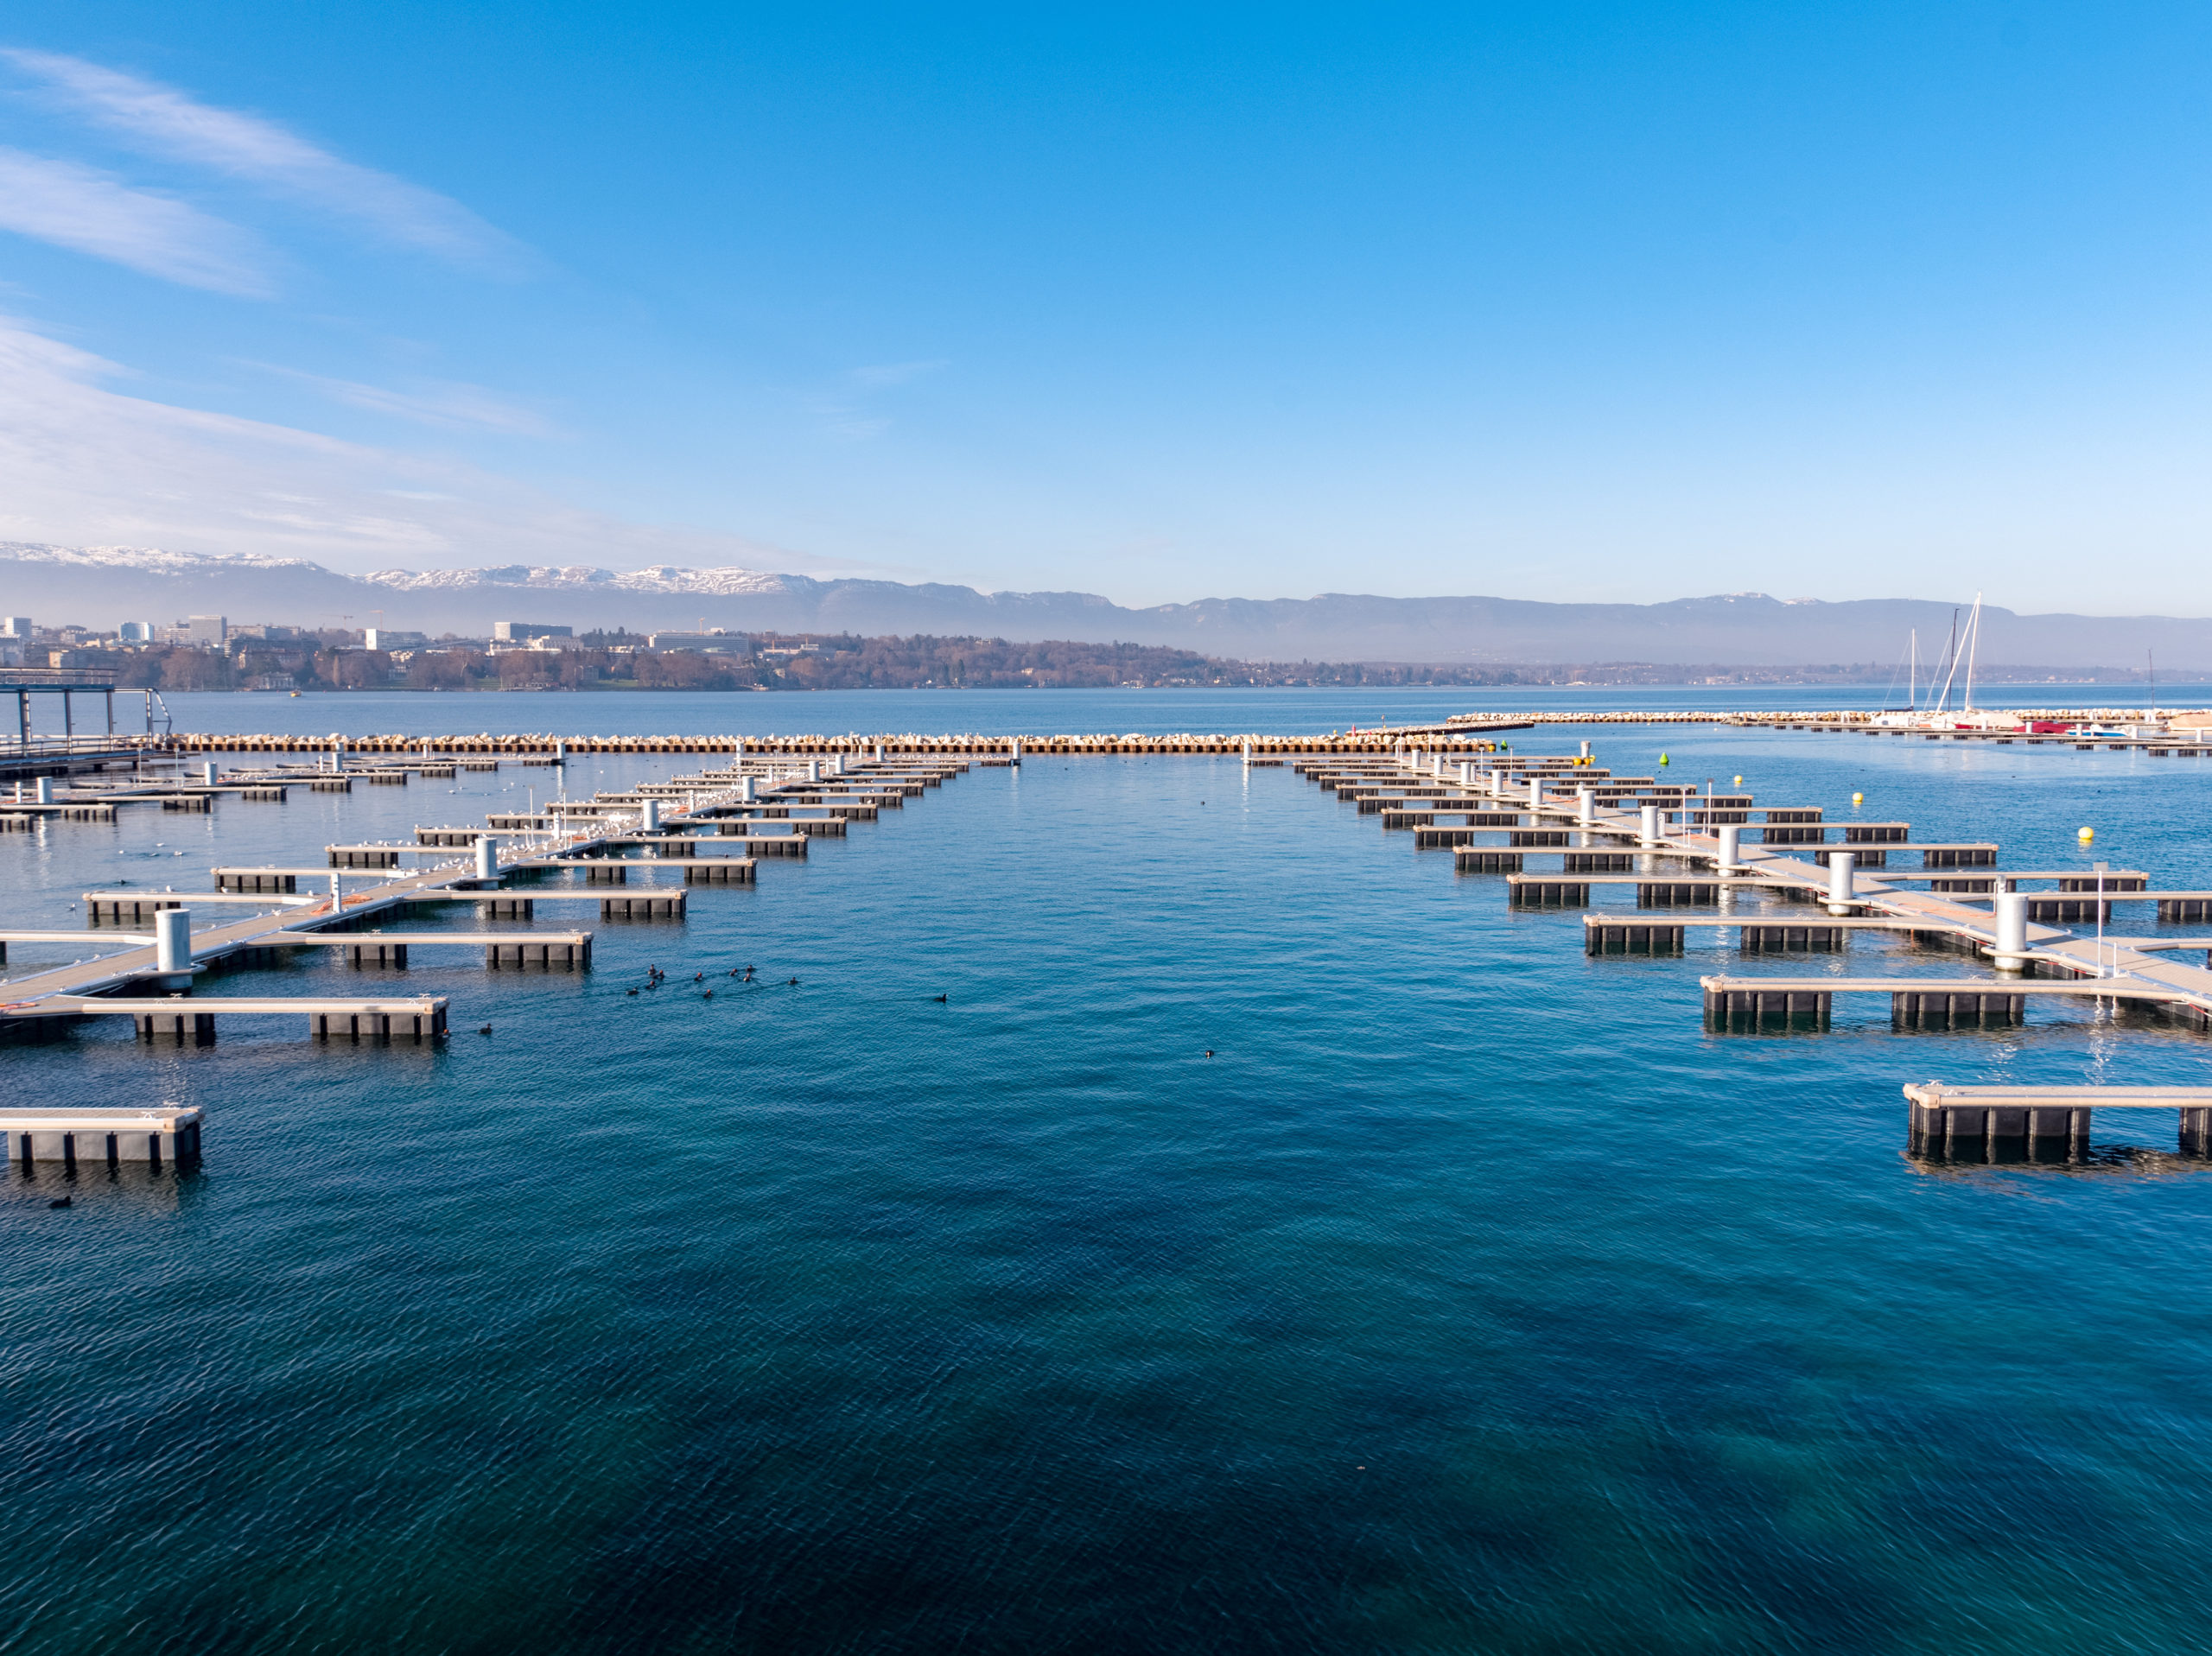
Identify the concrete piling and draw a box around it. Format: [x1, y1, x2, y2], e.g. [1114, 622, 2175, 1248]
[1701, 985, 1834, 1027]
[1586, 921, 1685, 953]
[1827, 850, 1856, 916]
[1993, 891, 2029, 972]
[1891, 990, 2026, 1028]
[135, 1010, 215, 1044]
[1738, 924, 1849, 951]
[153, 907, 191, 974]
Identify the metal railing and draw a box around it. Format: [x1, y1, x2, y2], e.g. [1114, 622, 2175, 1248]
[0, 668, 122, 688]
[0, 733, 150, 758]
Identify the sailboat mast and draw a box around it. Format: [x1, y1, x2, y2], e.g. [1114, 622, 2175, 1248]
[1909, 630, 1916, 712]
[1935, 608, 1962, 715]
[1962, 593, 1983, 714]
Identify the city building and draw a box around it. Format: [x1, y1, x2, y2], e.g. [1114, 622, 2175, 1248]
[493, 621, 572, 643]
[182, 615, 228, 648]
[646, 631, 750, 653]
[1, 617, 30, 638]
[118, 622, 153, 642]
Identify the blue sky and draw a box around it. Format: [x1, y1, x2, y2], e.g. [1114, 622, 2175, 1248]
[0, 2, 2206, 611]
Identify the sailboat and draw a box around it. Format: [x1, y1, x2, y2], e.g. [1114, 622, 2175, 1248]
[1869, 595, 2017, 731]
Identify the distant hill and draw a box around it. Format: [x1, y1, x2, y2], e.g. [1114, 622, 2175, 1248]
[3, 542, 2207, 669]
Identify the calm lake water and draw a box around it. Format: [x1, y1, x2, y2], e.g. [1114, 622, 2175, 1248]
[4, 688, 2212, 1653]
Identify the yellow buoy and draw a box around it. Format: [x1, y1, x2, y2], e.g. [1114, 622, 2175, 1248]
[1732, 774, 1743, 785]
[2078, 826, 2094, 842]
[1659, 752, 1669, 765]
[1851, 791, 1864, 805]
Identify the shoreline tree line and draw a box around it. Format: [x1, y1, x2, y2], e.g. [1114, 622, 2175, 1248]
[79, 631, 2139, 693]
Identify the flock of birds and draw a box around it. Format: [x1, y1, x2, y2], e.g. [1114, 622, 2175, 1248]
[474, 963, 859, 1035]
[620, 962, 801, 1000]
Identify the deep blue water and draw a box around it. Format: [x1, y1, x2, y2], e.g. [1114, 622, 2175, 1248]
[4, 691, 2212, 1653]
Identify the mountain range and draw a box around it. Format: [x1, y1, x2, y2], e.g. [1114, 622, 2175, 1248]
[2, 542, 2205, 669]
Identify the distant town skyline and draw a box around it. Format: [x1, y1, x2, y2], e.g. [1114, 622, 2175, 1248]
[0, 3, 2207, 612]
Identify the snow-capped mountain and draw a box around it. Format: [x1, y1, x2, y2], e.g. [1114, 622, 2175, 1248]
[362, 562, 804, 598]
[1, 542, 329, 577]
[2, 542, 2207, 666]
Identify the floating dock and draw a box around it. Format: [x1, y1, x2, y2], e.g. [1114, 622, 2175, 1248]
[1303, 741, 2212, 1043]
[1, 752, 974, 1057]
[1903, 1082, 2212, 1162]
[2, 1105, 202, 1164]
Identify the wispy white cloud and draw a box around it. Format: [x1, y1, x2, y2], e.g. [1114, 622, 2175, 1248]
[810, 404, 891, 441]
[0, 146, 270, 294]
[849, 358, 948, 389]
[1, 48, 526, 272]
[250, 362, 558, 436]
[810, 358, 949, 439]
[0, 314, 848, 573]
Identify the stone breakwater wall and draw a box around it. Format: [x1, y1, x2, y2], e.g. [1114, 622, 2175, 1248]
[150, 727, 1533, 758]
